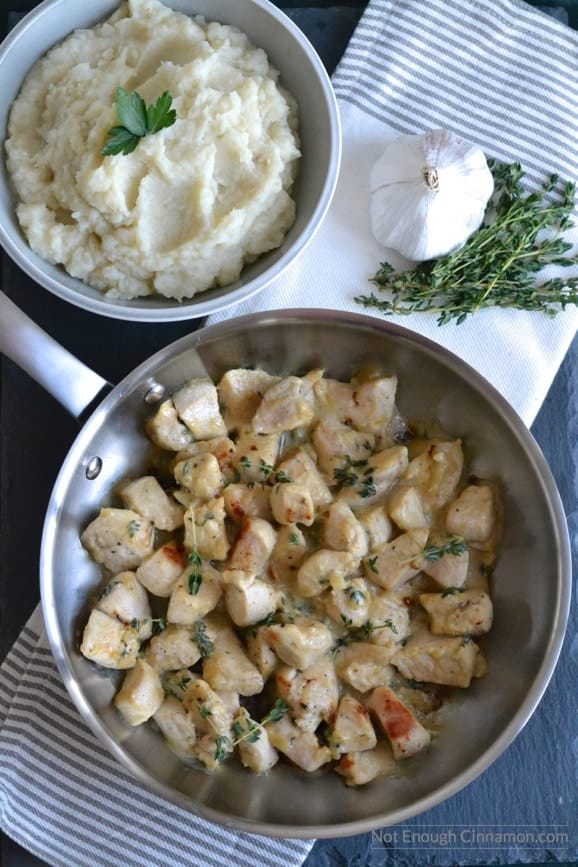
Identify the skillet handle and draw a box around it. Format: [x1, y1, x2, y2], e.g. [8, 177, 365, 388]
[0, 291, 111, 420]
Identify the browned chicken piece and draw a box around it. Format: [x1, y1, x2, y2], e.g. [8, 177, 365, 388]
[276, 657, 339, 732]
[266, 622, 334, 669]
[120, 476, 184, 532]
[419, 589, 493, 636]
[337, 445, 408, 508]
[217, 368, 280, 429]
[403, 440, 464, 511]
[322, 501, 368, 557]
[173, 378, 227, 441]
[266, 716, 332, 772]
[228, 517, 277, 572]
[136, 541, 186, 597]
[364, 528, 428, 590]
[388, 485, 427, 531]
[311, 418, 375, 475]
[153, 697, 197, 757]
[114, 659, 164, 726]
[366, 590, 410, 645]
[81, 507, 154, 573]
[173, 436, 236, 473]
[144, 625, 202, 673]
[233, 432, 281, 482]
[365, 685, 431, 760]
[202, 619, 264, 696]
[335, 642, 395, 693]
[222, 569, 280, 627]
[183, 497, 229, 561]
[327, 694, 377, 756]
[323, 577, 371, 628]
[421, 532, 469, 589]
[166, 562, 223, 625]
[233, 707, 279, 773]
[224, 483, 272, 522]
[358, 504, 393, 550]
[173, 453, 224, 500]
[181, 678, 233, 770]
[252, 373, 321, 434]
[145, 399, 193, 451]
[246, 627, 278, 681]
[270, 481, 315, 526]
[297, 549, 360, 597]
[392, 633, 480, 688]
[269, 524, 307, 583]
[335, 743, 396, 786]
[95, 570, 152, 641]
[80, 609, 139, 670]
[276, 448, 333, 510]
[348, 376, 398, 437]
[446, 484, 496, 546]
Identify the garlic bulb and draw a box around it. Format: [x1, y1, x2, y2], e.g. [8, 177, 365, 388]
[370, 129, 494, 261]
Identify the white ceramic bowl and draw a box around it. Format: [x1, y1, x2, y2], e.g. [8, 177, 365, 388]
[0, 0, 341, 321]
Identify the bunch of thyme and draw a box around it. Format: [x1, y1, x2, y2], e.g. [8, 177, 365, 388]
[356, 161, 578, 325]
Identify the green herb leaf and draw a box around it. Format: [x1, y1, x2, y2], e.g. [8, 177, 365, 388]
[441, 587, 464, 598]
[214, 735, 231, 762]
[188, 571, 202, 595]
[101, 87, 177, 157]
[357, 161, 578, 324]
[192, 621, 214, 658]
[263, 698, 290, 724]
[422, 535, 468, 562]
[146, 90, 177, 134]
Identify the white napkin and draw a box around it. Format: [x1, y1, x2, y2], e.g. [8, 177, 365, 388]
[209, 0, 578, 428]
[2, 2, 578, 865]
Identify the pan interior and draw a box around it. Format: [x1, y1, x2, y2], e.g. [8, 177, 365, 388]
[40, 313, 569, 835]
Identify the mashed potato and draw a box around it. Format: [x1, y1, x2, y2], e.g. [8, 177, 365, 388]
[5, 0, 300, 300]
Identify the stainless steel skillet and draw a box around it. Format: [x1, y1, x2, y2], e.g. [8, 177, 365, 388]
[0, 291, 571, 838]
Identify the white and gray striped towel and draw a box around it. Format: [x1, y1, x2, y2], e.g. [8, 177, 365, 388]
[2, 1, 578, 865]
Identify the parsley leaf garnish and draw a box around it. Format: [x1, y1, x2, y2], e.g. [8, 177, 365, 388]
[101, 87, 177, 156]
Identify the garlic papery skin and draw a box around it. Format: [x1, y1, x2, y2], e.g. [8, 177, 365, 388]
[370, 129, 494, 262]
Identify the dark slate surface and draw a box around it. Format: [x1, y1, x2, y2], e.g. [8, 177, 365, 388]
[1, 2, 577, 866]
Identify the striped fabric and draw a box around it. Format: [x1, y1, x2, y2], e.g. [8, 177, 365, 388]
[332, 0, 578, 187]
[0, 608, 312, 867]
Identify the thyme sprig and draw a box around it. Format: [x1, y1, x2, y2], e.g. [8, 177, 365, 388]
[334, 616, 398, 652]
[422, 535, 468, 561]
[231, 699, 290, 746]
[332, 455, 377, 499]
[191, 621, 214, 657]
[356, 161, 578, 324]
[239, 456, 292, 483]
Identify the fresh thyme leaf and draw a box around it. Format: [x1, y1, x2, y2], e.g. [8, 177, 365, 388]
[264, 698, 290, 724]
[101, 87, 177, 157]
[188, 549, 202, 566]
[367, 555, 378, 574]
[199, 705, 212, 719]
[151, 617, 165, 635]
[345, 587, 366, 605]
[127, 519, 140, 537]
[192, 621, 214, 657]
[422, 535, 468, 561]
[96, 580, 120, 601]
[441, 587, 464, 598]
[357, 161, 578, 324]
[214, 734, 231, 762]
[188, 571, 202, 595]
[239, 455, 292, 483]
[334, 617, 398, 652]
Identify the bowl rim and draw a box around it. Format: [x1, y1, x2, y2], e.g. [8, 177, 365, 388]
[40, 308, 573, 838]
[0, 0, 342, 322]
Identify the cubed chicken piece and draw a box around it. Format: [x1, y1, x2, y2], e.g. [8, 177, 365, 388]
[364, 528, 428, 590]
[324, 578, 371, 628]
[114, 658, 164, 726]
[266, 622, 334, 669]
[276, 448, 332, 510]
[419, 589, 493, 636]
[173, 453, 224, 500]
[224, 483, 272, 522]
[202, 621, 264, 696]
[311, 419, 375, 475]
[312, 376, 355, 423]
[172, 378, 227, 440]
[223, 569, 279, 627]
[446, 485, 496, 546]
[335, 743, 396, 786]
[297, 549, 360, 597]
[80, 609, 139, 669]
[153, 697, 197, 757]
[166, 563, 222, 625]
[228, 517, 277, 572]
[266, 716, 332, 772]
[322, 502, 368, 557]
[358, 505, 393, 550]
[337, 446, 408, 508]
[233, 432, 281, 483]
[421, 533, 469, 589]
[136, 541, 186, 597]
[269, 524, 307, 583]
[392, 634, 480, 688]
[216, 690, 241, 714]
[252, 375, 316, 434]
[162, 669, 199, 701]
[233, 707, 279, 773]
[328, 694, 377, 757]
[144, 625, 202, 673]
[388, 485, 427, 531]
[348, 376, 397, 437]
[96, 571, 152, 641]
[335, 642, 395, 693]
[174, 436, 236, 473]
[270, 482, 314, 526]
[365, 685, 431, 760]
[145, 399, 193, 451]
[119, 476, 184, 532]
[246, 627, 278, 680]
[403, 440, 464, 511]
[81, 508, 154, 573]
[366, 591, 410, 646]
[218, 368, 280, 429]
[183, 497, 229, 560]
[182, 678, 233, 769]
[275, 657, 339, 732]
